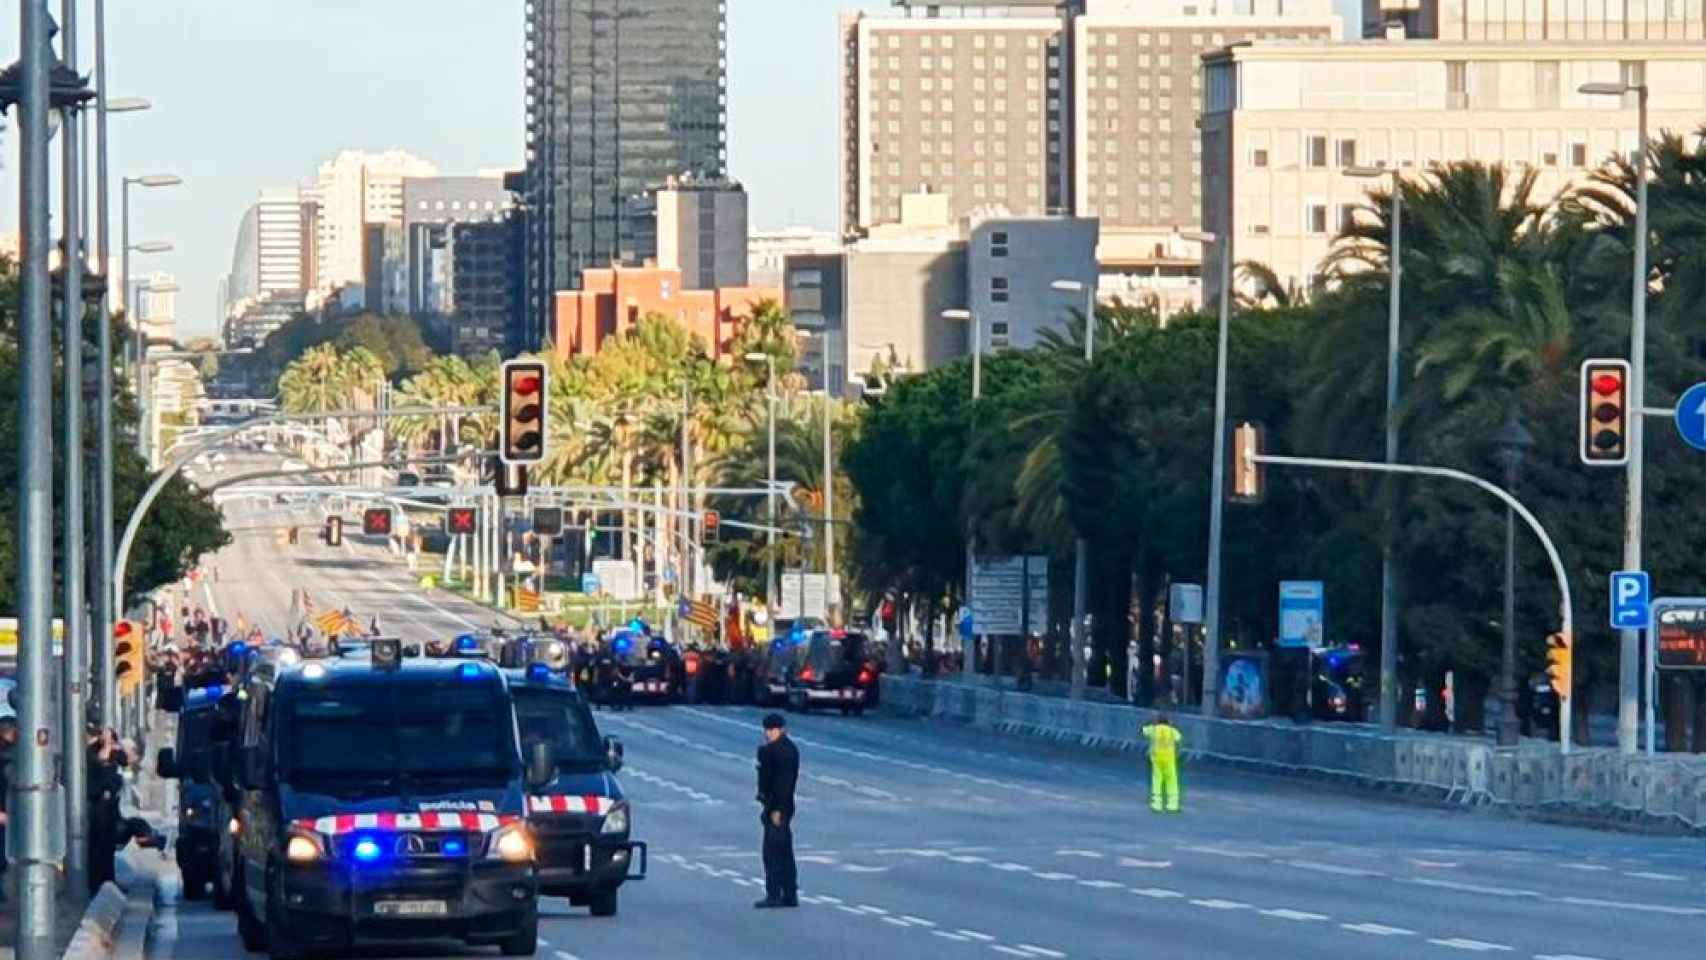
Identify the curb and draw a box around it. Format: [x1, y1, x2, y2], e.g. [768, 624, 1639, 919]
[61, 862, 158, 960]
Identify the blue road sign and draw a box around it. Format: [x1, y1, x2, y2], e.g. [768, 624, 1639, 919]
[1277, 581, 1325, 649]
[581, 572, 600, 594]
[1675, 382, 1706, 452]
[1610, 570, 1651, 630]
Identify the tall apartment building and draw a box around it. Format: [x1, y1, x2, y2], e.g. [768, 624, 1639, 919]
[400, 175, 514, 316]
[313, 149, 438, 299]
[840, 0, 1339, 288]
[520, 0, 728, 350]
[1363, 0, 1706, 40]
[1201, 39, 1706, 300]
[224, 190, 305, 313]
[135, 272, 179, 352]
[656, 177, 750, 290]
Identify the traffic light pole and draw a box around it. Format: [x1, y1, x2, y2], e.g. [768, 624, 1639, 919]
[1619, 86, 1650, 757]
[1252, 451, 1575, 754]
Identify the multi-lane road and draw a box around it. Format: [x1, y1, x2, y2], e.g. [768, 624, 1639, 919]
[148, 459, 1704, 960]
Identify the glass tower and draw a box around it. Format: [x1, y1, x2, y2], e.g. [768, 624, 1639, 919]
[521, 0, 728, 349]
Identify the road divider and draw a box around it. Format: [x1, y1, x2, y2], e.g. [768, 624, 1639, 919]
[879, 676, 1706, 834]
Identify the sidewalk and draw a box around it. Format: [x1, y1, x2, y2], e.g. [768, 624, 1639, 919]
[0, 884, 89, 960]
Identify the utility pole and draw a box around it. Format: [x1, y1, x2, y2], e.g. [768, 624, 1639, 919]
[822, 360, 836, 627]
[92, 0, 117, 730]
[59, 0, 90, 900]
[15, 2, 63, 952]
[680, 382, 692, 599]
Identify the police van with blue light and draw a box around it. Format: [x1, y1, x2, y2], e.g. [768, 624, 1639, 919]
[156, 675, 241, 901]
[505, 655, 647, 916]
[231, 638, 552, 958]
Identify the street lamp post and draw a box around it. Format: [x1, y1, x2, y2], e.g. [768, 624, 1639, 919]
[943, 308, 981, 682]
[745, 353, 778, 608]
[91, 81, 152, 732]
[794, 331, 839, 626]
[1491, 411, 1535, 748]
[121, 173, 182, 459]
[1049, 278, 1096, 701]
[1347, 164, 1405, 729]
[1580, 78, 1649, 755]
[1183, 230, 1229, 716]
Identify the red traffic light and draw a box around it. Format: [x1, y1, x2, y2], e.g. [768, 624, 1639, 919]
[114, 621, 134, 639]
[447, 507, 477, 534]
[1591, 373, 1623, 396]
[501, 361, 549, 465]
[363, 508, 393, 536]
[513, 374, 542, 396]
[1579, 359, 1631, 466]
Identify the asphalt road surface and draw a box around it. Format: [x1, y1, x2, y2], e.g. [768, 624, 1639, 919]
[149, 467, 1705, 960]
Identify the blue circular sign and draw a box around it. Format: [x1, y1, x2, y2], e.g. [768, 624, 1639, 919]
[1675, 382, 1706, 452]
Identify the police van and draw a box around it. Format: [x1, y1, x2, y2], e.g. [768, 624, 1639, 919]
[231, 640, 552, 958]
[156, 679, 240, 901]
[505, 662, 646, 916]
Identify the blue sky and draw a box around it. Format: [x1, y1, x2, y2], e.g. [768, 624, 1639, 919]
[5, 0, 1354, 339]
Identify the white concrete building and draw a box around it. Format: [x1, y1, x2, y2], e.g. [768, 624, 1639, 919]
[135, 271, 179, 353]
[1202, 39, 1706, 299]
[748, 227, 840, 287]
[313, 149, 438, 297]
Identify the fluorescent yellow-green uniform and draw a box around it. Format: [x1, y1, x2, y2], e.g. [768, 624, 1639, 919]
[1142, 722, 1182, 812]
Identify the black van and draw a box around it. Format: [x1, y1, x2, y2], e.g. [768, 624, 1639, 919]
[506, 666, 646, 916]
[232, 647, 552, 959]
[156, 681, 240, 901]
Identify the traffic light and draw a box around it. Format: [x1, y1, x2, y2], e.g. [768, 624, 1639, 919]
[1546, 632, 1573, 700]
[533, 506, 564, 537]
[325, 516, 343, 547]
[446, 507, 477, 535]
[500, 360, 548, 465]
[1229, 419, 1265, 504]
[114, 620, 143, 696]
[1580, 359, 1631, 466]
[363, 507, 393, 537]
[703, 510, 720, 543]
[495, 462, 529, 497]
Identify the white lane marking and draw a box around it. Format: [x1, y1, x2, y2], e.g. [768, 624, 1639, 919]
[839, 864, 890, 874]
[1078, 880, 1123, 889]
[1428, 939, 1513, 952]
[624, 767, 721, 804]
[990, 862, 1031, 872]
[1285, 860, 1384, 878]
[1260, 909, 1329, 922]
[1535, 954, 1611, 960]
[957, 930, 997, 942]
[991, 948, 1034, 958]
[555, 951, 582, 960]
[1404, 877, 1535, 898]
[1131, 888, 1185, 899]
[835, 905, 864, 916]
[1180, 844, 1268, 860]
[1561, 895, 1706, 916]
[933, 932, 972, 942]
[1559, 864, 1610, 872]
[799, 895, 826, 905]
[948, 854, 989, 864]
[1189, 899, 1250, 911]
[900, 916, 936, 927]
[1409, 859, 1461, 869]
[1032, 872, 1076, 881]
[798, 855, 839, 864]
[880, 916, 912, 927]
[1340, 923, 1416, 936]
[817, 895, 843, 904]
[1117, 857, 1173, 869]
[1015, 945, 1067, 958]
[855, 904, 889, 915]
[1623, 870, 1685, 881]
[1056, 849, 1105, 859]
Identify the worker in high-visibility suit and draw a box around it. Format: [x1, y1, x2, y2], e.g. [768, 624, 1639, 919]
[1141, 713, 1183, 813]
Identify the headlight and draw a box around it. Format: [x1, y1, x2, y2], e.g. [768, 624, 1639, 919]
[601, 803, 629, 835]
[486, 822, 533, 863]
[285, 831, 325, 864]
[228, 817, 241, 837]
[184, 805, 202, 821]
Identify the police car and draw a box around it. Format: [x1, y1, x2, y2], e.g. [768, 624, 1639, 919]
[231, 640, 550, 958]
[506, 662, 646, 916]
[156, 679, 240, 901]
[782, 630, 873, 716]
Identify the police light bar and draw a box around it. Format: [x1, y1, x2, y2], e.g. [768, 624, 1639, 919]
[185, 684, 226, 707]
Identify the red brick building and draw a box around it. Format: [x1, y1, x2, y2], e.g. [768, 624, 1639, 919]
[552, 264, 780, 359]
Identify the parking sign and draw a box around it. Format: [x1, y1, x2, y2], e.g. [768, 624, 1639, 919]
[1610, 571, 1651, 631]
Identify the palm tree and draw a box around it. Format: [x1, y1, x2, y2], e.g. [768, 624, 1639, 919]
[277, 344, 348, 416]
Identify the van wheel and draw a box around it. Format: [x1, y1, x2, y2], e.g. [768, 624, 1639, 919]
[589, 889, 618, 917]
[498, 914, 539, 956]
[266, 875, 307, 960]
[235, 866, 265, 952]
[213, 860, 235, 910]
[181, 865, 209, 901]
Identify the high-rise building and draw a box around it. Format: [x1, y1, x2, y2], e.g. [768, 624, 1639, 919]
[1201, 40, 1706, 302]
[1364, 0, 1706, 40]
[520, 0, 729, 350]
[313, 149, 438, 299]
[401, 175, 515, 316]
[748, 227, 841, 287]
[224, 190, 305, 314]
[656, 177, 749, 290]
[135, 272, 179, 353]
[447, 217, 524, 358]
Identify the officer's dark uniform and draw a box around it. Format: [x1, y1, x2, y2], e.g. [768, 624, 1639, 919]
[754, 716, 799, 908]
[87, 739, 125, 893]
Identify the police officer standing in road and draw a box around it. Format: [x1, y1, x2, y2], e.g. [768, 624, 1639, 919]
[753, 713, 799, 908]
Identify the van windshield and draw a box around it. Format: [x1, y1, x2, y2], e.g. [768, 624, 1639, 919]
[280, 681, 517, 788]
[512, 689, 604, 770]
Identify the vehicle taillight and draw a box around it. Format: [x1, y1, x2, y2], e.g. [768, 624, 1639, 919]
[685, 656, 700, 676]
[799, 667, 815, 682]
[858, 668, 873, 685]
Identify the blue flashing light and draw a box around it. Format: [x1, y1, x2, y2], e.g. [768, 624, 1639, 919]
[789, 626, 804, 645]
[352, 838, 383, 863]
[229, 641, 248, 656]
[613, 635, 633, 654]
[628, 618, 645, 633]
[527, 663, 552, 682]
[457, 662, 483, 680]
[1327, 654, 1345, 669]
[456, 634, 480, 652]
[441, 838, 466, 857]
[185, 684, 225, 707]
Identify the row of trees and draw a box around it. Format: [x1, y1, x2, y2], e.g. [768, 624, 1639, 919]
[0, 255, 230, 609]
[845, 151, 1706, 745]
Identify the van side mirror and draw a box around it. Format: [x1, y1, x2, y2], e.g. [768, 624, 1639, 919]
[155, 747, 178, 780]
[603, 736, 624, 772]
[526, 740, 556, 790]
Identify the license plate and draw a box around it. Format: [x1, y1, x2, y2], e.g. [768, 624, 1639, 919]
[374, 900, 448, 917]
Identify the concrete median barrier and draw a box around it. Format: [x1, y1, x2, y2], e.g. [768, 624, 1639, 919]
[881, 674, 1706, 833]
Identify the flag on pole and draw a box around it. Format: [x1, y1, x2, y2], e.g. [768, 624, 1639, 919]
[684, 599, 718, 630]
[516, 587, 541, 612]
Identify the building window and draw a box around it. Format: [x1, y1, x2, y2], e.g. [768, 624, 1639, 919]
[991, 231, 1010, 258]
[991, 277, 1009, 303]
[1533, 61, 1561, 109]
[1252, 148, 1269, 168]
[1306, 203, 1328, 235]
[1337, 204, 1357, 233]
[1306, 136, 1328, 168]
[1570, 142, 1588, 167]
[1336, 138, 1357, 168]
[1446, 60, 1467, 110]
[1250, 224, 1271, 236]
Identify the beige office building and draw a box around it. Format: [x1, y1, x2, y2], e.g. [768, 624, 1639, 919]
[1202, 39, 1706, 299]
